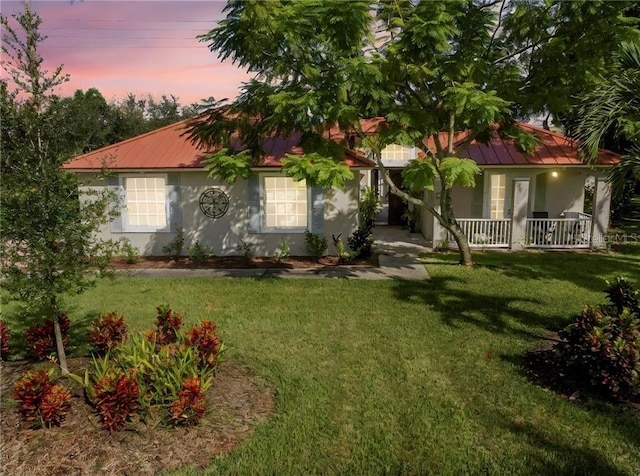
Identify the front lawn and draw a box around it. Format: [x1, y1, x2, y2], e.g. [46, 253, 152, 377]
[2, 250, 639, 475]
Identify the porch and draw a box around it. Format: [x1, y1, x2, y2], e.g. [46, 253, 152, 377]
[430, 174, 612, 251]
[448, 213, 596, 249]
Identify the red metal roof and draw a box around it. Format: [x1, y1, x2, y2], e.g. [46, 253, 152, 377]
[63, 120, 618, 171]
[63, 120, 374, 171]
[422, 123, 618, 166]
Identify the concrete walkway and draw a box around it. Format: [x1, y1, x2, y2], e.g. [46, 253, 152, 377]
[124, 226, 430, 280]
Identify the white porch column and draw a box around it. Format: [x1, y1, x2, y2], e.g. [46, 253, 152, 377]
[590, 177, 612, 249]
[432, 180, 446, 247]
[510, 178, 530, 251]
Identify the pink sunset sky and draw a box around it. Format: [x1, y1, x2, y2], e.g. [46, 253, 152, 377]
[1, 0, 251, 105]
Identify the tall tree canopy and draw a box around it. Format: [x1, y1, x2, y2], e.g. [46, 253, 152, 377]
[570, 41, 640, 207]
[190, 0, 638, 265]
[0, 3, 117, 372]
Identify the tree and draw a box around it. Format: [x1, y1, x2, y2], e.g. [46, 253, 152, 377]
[570, 41, 640, 207]
[1, 4, 117, 373]
[190, 0, 637, 265]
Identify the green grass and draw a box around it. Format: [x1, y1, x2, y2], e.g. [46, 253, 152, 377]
[3, 250, 640, 475]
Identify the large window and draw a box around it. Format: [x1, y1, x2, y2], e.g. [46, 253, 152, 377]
[264, 176, 308, 228]
[124, 176, 167, 230]
[490, 174, 506, 219]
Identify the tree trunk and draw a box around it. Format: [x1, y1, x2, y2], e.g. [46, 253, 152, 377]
[372, 155, 474, 266]
[50, 296, 69, 375]
[440, 187, 474, 266]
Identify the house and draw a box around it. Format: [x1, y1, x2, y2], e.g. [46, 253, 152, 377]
[368, 123, 619, 250]
[62, 120, 373, 257]
[63, 119, 618, 256]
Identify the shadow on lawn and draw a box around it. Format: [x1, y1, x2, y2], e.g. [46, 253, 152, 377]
[422, 250, 640, 293]
[2, 302, 96, 359]
[391, 276, 557, 339]
[501, 349, 640, 448]
[490, 409, 634, 475]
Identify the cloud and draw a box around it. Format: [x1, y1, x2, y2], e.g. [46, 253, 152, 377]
[3, 0, 244, 103]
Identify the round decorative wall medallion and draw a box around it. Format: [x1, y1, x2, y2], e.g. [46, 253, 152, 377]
[199, 188, 229, 218]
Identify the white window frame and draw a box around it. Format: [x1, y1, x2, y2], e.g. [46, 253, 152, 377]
[121, 174, 170, 233]
[488, 173, 507, 219]
[260, 173, 311, 233]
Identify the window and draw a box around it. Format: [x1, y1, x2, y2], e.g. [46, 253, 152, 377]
[124, 176, 168, 230]
[490, 174, 506, 219]
[264, 176, 308, 229]
[381, 144, 413, 161]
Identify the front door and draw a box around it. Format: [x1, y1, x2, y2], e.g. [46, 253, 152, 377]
[388, 170, 405, 226]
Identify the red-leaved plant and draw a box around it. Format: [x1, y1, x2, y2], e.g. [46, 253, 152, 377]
[0, 320, 10, 360]
[168, 376, 207, 426]
[89, 312, 128, 355]
[184, 320, 222, 369]
[91, 369, 140, 432]
[25, 314, 70, 360]
[145, 305, 183, 347]
[13, 370, 72, 428]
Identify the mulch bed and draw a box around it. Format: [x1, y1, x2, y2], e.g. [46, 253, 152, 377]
[108, 254, 378, 270]
[0, 358, 275, 476]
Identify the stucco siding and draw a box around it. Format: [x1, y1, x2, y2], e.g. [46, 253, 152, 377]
[79, 171, 360, 257]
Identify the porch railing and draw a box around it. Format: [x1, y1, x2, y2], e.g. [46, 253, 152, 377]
[449, 219, 512, 248]
[525, 216, 592, 248]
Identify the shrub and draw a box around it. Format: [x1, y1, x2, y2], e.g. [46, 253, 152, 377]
[145, 305, 183, 347]
[13, 370, 72, 428]
[332, 234, 355, 264]
[90, 367, 140, 432]
[162, 228, 184, 258]
[168, 376, 207, 426]
[273, 239, 291, 263]
[605, 276, 639, 315]
[304, 230, 327, 260]
[359, 187, 380, 229]
[184, 320, 224, 370]
[236, 239, 254, 258]
[85, 305, 222, 430]
[0, 320, 10, 360]
[25, 314, 70, 360]
[347, 226, 375, 258]
[119, 238, 139, 264]
[89, 312, 128, 356]
[189, 241, 213, 263]
[554, 277, 640, 401]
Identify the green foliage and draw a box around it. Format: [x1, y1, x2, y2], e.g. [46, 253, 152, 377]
[88, 306, 224, 429]
[555, 277, 640, 401]
[438, 157, 481, 189]
[89, 312, 128, 356]
[347, 227, 375, 258]
[304, 231, 328, 260]
[332, 234, 356, 264]
[119, 238, 139, 265]
[498, 124, 543, 155]
[237, 239, 254, 258]
[605, 276, 639, 316]
[273, 239, 291, 263]
[13, 369, 72, 429]
[401, 159, 438, 194]
[202, 149, 253, 184]
[188, 241, 213, 263]
[161, 229, 184, 259]
[1, 4, 120, 372]
[359, 187, 380, 228]
[281, 154, 354, 190]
